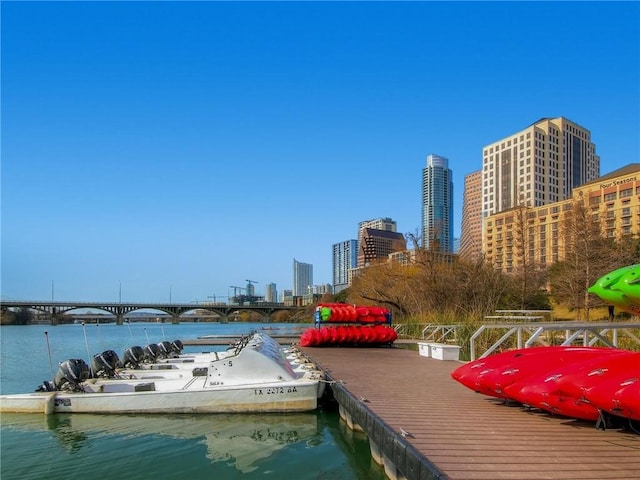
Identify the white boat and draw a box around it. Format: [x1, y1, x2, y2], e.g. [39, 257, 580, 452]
[0, 332, 324, 415]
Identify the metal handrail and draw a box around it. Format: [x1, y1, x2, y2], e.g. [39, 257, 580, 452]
[469, 320, 640, 360]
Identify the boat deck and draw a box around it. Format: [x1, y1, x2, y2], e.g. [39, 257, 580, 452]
[301, 345, 640, 480]
[182, 335, 301, 346]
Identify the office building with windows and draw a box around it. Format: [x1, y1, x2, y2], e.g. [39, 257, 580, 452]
[460, 170, 483, 262]
[484, 163, 639, 273]
[358, 217, 397, 233]
[479, 117, 600, 261]
[482, 117, 600, 218]
[357, 228, 406, 268]
[422, 154, 454, 252]
[332, 239, 358, 293]
[264, 283, 278, 303]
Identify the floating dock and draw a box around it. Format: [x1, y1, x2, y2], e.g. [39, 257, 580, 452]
[301, 345, 640, 480]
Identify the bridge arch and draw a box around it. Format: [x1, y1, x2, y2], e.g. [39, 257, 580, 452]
[1, 301, 301, 325]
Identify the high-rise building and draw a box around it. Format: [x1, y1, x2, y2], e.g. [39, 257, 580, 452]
[357, 228, 406, 268]
[332, 239, 358, 293]
[292, 259, 313, 297]
[264, 283, 278, 303]
[482, 117, 600, 218]
[460, 170, 483, 262]
[280, 289, 293, 304]
[422, 154, 454, 252]
[484, 163, 638, 273]
[358, 217, 397, 233]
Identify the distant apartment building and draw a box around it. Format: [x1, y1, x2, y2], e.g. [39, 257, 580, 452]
[357, 228, 406, 268]
[478, 117, 600, 261]
[264, 283, 278, 303]
[482, 117, 600, 218]
[459, 170, 483, 262]
[332, 239, 358, 293]
[484, 163, 639, 273]
[292, 259, 313, 297]
[422, 154, 454, 252]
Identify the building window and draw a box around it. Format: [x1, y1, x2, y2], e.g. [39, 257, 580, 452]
[620, 188, 633, 198]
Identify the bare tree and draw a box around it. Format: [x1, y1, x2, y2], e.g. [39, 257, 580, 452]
[549, 198, 611, 319]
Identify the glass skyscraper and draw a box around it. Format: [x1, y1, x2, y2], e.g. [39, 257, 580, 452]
[292, 259, 313, 297]
[421, 154, 454, 252]
[332, 239, 357, 293]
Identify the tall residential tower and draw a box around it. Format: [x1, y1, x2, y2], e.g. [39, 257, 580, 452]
[482, 117, 600, 218]
[460, 170, 483, 262]
[292, 259, 313, 297]
[422, 154, 454, 252]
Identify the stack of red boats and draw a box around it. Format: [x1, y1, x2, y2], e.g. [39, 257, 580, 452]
[315, 303, 391, 323]
[299, 303, 397, 347]
[299, 324, 398, 347]
[451, 346, 640, 424]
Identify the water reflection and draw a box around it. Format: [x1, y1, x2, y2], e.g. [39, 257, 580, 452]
[2, 412, 320, 473]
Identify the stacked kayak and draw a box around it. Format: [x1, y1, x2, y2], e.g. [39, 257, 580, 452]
[451, 346, 639, 425]
[315, 303, 391, 323]
[301, 303, 397, 347]
[300, 324, 398, 347]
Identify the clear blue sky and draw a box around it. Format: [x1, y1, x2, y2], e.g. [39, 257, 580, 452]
[2, 1, 638, 303]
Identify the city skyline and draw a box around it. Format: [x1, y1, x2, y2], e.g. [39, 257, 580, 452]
[2, 2, 638, 302]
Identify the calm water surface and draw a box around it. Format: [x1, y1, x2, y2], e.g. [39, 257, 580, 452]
[0, 323, 387, 480]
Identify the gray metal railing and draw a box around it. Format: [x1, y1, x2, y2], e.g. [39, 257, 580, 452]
[469, 320, 640, 360]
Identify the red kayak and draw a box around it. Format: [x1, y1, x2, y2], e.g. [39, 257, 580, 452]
[502, 351, 637, 420]
[452, 346, 621, 399]
[583, 362, 640, 421]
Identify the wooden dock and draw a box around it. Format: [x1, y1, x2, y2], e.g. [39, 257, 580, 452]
[301, 345, 640, 480]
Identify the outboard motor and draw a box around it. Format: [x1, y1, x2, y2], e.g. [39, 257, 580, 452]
[91, 350, 120, 378]
[157, 341, 174, 359]
[143, 343, 160, 362]
[54, 359, 91, 391]
[122, 346, 145, 369]
[171, 339, 184, 354]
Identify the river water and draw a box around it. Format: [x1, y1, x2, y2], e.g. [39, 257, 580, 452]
[0, 323, 388, 480]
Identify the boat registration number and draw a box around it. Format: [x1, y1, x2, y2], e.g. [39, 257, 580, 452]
[254, 386, 297, 395]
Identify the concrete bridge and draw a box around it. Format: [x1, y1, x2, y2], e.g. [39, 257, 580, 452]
[0, 300, 300, 325]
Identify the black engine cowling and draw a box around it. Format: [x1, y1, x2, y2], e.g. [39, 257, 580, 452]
[171, 339, 184, 354]
[143, 343, 160, 362]
[122, 346, 145, 368]
[157, 341, 173, 358]
[54, 359, 91, 391]
[91, 350, 120, 378]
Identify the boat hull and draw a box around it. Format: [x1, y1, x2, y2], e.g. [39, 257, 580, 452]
[0, 380, 319, 414]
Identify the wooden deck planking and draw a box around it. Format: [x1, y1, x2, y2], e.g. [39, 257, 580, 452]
[301, 345, 640, 480]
